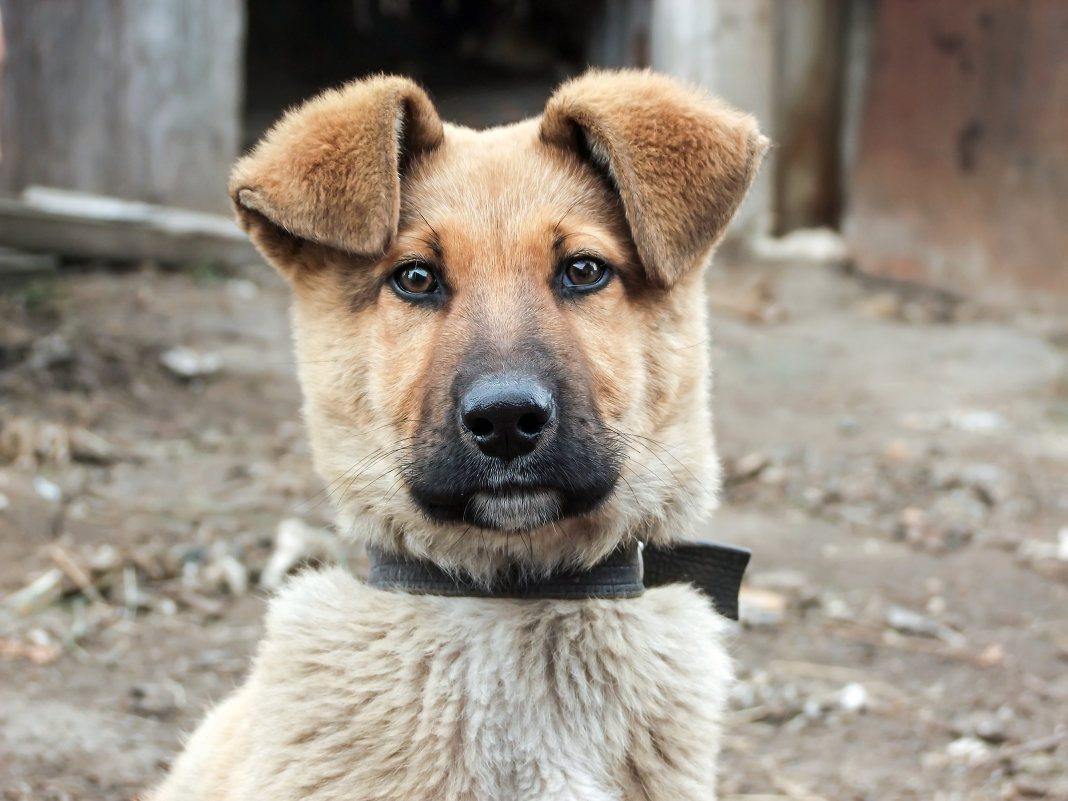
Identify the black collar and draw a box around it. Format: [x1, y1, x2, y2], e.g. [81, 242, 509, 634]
[366, 541, 750, 620]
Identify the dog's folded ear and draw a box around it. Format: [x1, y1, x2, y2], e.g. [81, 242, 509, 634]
[541, 69, 768, 287]
[229, 75, 443, 263]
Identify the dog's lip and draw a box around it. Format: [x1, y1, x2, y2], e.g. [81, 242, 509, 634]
[409, 478, 616, 531]
[474, 485, 554, 497]
[414, 483, 557, 507]
[470, 487, 558, 500]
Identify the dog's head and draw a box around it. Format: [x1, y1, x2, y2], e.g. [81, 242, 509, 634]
[231, 70, 766, 578]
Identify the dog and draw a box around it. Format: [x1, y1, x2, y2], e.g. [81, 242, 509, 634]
[148, 69, 766, 801]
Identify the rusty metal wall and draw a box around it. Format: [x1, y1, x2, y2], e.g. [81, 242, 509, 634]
[842, 0, 1068, 305]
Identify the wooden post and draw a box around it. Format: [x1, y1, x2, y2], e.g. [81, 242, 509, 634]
[0, 0, 245, 214]
[650, 0, 778, 240]
[774, 0, 847, 233]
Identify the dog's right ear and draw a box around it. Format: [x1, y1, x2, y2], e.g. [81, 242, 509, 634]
[541, 70, 767, 288]
[229, 76, 443, 271]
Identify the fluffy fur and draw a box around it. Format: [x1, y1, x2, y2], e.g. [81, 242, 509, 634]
[155, 571, 732, 800]
[149, 69, 766, 801]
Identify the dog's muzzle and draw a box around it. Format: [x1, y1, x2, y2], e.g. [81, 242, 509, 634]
[407, 369, 620, 532]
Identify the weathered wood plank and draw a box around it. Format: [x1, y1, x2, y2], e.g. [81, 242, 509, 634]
[0, 246, 58, 274]
[0, 0, 245, 214]
[0, 187, 257, 267]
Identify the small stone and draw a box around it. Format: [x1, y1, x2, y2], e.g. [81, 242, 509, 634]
[738, 586, 787, 627]
[951, 711, 1007, 744]
[159, 346, 222, 379]
[958, 463, 1009, 504]
[748, 569, 809, 594]
[975, 643, 1006, 668]
[225, 278, 259, 300]
[261, 518, 338, 590]
[899, 507, 928, 527]
[88, 544, 121, 573]
[838, 682, 868, 712]
[156, 597, 178, 616]
[1011, 776, 1055, 798]
[949, 409, 1005, 433]
[32, 476, 62, 502]
[883, 440, 914, 463]
[1017, 538, 1062, 564]
[1, 569, 66, 616]
[932, 488, 987, 531]
[886, 604, 966, 647]
[946, 735, 992, 764]
[27, 333, 73, 371]
[218, 555, 248, 596]
[801, 486, 826, 508]
[926, 596, 947, 616]
[897, 506, 932, 545]
[974, 718, 1007, 744]
[859, 292, 901, 320]
[128, 682, 179, 718]
[759, 465, 787, 485]
[1013, 752, 1060, 776]
[837, 415, 860, 435]
[732, 452, 769, 482]
[68, 428, 119, 465]
[802, 698, 824, 719]
[821, 595, 854, 621]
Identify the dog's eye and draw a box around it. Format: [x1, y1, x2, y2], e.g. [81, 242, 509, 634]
[392, 262, 439, 296]
[562, 257, 611, 291]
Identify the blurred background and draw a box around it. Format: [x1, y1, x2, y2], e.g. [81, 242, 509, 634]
[0, 1, 1066, 799]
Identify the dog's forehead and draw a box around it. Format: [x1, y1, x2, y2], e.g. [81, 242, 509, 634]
[401, 119, 608, 232]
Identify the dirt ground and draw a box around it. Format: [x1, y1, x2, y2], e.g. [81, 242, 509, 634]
[1, 254, 1066, 800]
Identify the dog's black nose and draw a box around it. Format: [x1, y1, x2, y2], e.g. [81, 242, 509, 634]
[459, 375, 556, 459]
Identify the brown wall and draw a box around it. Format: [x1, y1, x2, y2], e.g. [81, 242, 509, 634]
[843, 0, 1068, 304]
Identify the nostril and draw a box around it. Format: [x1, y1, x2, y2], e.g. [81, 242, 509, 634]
[517, 411, 548, 437]
[467, 416, 494, 438]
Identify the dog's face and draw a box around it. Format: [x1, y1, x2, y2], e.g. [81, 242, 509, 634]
[232, 71, 765, 577]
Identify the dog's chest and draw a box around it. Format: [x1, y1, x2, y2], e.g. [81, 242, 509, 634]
[248, 569, 732, 801]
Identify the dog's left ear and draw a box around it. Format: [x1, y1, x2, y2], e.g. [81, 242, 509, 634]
[541, 69, 768, 287]
[229, 75, 444, 265]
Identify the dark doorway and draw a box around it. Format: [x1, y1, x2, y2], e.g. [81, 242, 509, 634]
[243, 0, 604, 144]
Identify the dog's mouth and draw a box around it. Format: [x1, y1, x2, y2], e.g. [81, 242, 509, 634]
[409, 474, 615, 533]
[437, 488, 563, 532]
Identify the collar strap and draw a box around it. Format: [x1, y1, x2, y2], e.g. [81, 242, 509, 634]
[366, 541, 751, 620]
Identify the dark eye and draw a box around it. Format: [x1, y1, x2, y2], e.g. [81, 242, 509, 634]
[391, 261, 439, 297]
[562, 257, 611, 292]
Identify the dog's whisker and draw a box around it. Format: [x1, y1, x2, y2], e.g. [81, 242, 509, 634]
[604, 425, 697, 486]
[295, 459, 370, 515]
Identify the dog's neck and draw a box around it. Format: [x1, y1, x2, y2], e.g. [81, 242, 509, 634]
[365, 540, 751, 620]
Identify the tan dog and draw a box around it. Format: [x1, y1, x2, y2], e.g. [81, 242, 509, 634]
[150, 70, 765, 801]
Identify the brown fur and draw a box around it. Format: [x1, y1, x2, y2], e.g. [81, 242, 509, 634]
[150, 70, 766, 800]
